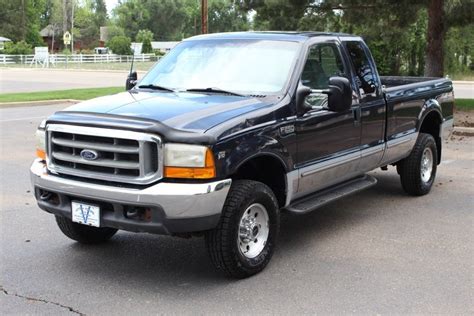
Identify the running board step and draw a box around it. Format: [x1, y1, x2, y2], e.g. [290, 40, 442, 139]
[286, 175, 377, 214]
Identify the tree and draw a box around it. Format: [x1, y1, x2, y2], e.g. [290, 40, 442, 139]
[144, 0, 187, 40]
[424, 0, 474, 76]
[425, 0, 445, 77]
[112, 0, 149, 40]
[136, 29, 153, 53]
[242, 0, 310, 31]
[136, 29, 153, 43]
[0, 0, 46, 46]
[207, 0, 249, 33]
[107, 35, 132, 55]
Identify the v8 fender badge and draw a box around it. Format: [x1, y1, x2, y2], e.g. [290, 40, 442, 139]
[280, 125, 295, 136]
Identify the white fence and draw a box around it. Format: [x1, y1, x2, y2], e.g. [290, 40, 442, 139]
[0, 53, 159, 66]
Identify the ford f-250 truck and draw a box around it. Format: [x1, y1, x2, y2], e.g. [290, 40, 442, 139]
[31, 32, 454, 278]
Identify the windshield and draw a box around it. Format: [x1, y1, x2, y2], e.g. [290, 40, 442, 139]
[138, 39, 301, 95]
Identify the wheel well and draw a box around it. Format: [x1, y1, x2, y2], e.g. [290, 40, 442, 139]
[231, 156, 287, 207]
[420, 111, 442, 164]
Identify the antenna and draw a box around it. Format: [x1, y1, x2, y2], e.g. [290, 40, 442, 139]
[129, 48, 135, 76]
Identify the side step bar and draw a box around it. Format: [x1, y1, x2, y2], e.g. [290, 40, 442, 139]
[285, 175, 377, 214]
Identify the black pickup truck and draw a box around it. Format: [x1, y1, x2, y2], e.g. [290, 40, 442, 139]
[31, 32, 454, 278]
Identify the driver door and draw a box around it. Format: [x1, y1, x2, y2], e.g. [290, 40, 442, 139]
[294, 41, 362, 199]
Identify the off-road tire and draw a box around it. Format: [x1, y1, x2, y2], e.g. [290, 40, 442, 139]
[55, 215, 117, 244]
[205, 180, 280, 279]
[398, 133, 438, 196]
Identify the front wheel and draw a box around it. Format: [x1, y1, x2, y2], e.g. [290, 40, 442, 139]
[397, 133, 438, 196]
[205, 180, 280, 278]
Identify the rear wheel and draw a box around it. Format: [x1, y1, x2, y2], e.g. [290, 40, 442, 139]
[205, 180, 279, 278]
[55, 216, 117, 244]
[398, 133, 438, 196]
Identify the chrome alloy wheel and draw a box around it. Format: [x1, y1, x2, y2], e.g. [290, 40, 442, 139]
[238, 203, 269, 259]
[420, 147, 434, 183]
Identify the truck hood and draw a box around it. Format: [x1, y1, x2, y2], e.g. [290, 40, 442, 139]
[63, 91, 274, 132]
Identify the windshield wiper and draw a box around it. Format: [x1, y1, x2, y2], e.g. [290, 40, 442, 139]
[185, 87, 245, 97]
[138, 84, 176, 93]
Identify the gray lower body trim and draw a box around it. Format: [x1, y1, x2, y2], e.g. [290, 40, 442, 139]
[286, 132, 418, 205]
[380, 132, 418, 166]
[285, 170, 299, 207]
[359, 144, 385, 172]
[294, 150, 362, 200]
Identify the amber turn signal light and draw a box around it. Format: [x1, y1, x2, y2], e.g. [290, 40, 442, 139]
[36, 148, 46, 160]
[164, 148, 216, 179]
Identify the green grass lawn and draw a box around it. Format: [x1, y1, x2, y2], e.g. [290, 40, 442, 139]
[456, 99, 474, 111]
[0, 87, 123, 103]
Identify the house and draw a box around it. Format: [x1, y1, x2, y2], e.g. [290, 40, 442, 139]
[0, 36, 11, 50]
[40, 25, 81, 52]
[131, 41, 179, 54]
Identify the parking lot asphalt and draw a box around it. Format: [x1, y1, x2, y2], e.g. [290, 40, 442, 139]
[1, 104, 473, 315]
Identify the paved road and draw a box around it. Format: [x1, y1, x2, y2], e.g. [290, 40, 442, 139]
[0, 68, 473, 98]
[1, 104, 473, 315]
[453, 81, 474, 99]
[0, 69, 128, 93]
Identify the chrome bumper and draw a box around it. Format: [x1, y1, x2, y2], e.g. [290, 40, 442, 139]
[30, 159, 231, 234]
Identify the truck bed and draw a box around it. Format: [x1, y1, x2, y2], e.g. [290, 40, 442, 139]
[380, 76, 446, 88]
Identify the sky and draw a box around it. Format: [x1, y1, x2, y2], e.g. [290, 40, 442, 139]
[105, 0, 119, 15]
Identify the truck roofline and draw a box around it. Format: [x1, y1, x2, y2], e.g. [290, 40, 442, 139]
[185, 31, 362, 42]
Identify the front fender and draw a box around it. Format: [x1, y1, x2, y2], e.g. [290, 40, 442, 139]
[213, 132, 294, 178]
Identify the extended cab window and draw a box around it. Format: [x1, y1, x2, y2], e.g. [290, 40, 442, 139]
[345, 41, 378, 96]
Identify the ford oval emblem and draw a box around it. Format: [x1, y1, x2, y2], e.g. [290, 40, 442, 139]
[80, 149, 99, 161]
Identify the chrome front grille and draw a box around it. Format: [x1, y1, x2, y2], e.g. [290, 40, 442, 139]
[46, 124, 162, 185]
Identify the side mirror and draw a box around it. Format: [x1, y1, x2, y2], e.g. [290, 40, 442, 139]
[324, 76, 352, 112]
[295, 82, 312, 116]
[125, 71, 137, 90]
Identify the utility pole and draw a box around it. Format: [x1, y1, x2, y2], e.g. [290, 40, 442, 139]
[201, 0, 208, 34]
[71, 0, 75, 53]
[62, 0, 67, 34]
[21, 0, 26, 40]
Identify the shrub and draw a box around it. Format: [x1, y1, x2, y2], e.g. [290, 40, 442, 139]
[136, 29, 153, 43]
[141, 38, 153, 54]
[2, 41, 33, 55]
[107, 36, 132, 55]
[153, 49, 166, 57]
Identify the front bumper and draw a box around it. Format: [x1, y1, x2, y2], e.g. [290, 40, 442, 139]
[30, 159, 231, 235]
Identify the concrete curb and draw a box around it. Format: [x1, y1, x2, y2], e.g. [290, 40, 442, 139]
[0, 99, 80, 108]
[453, 126, 474, 136]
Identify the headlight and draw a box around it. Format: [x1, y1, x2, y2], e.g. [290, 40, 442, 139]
[164, 144, 216, 179]
[35, 120, 46, 160]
